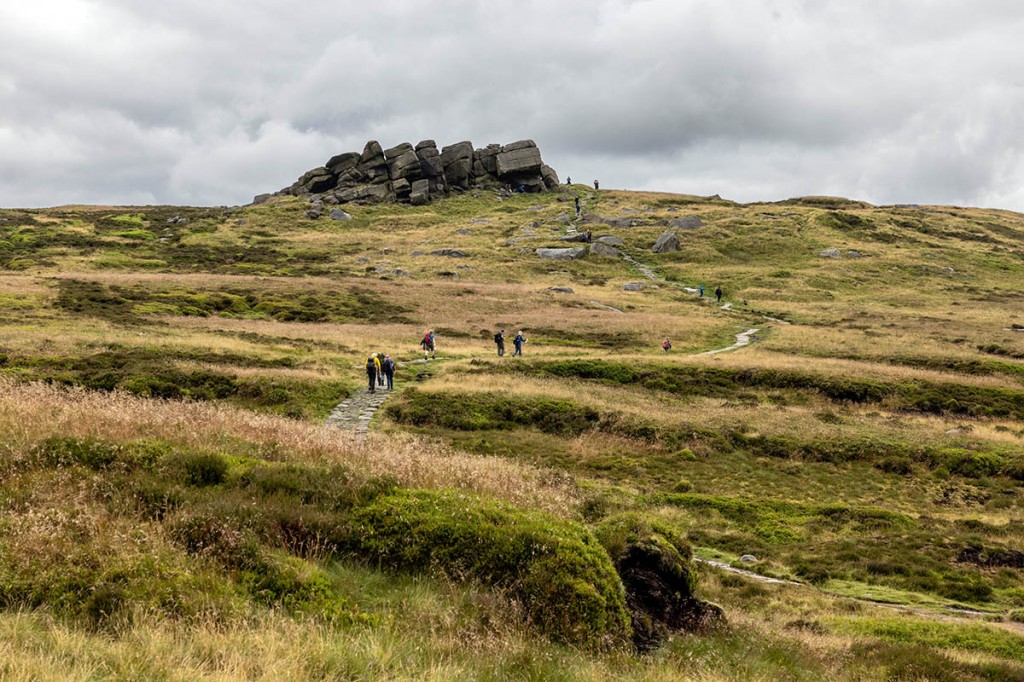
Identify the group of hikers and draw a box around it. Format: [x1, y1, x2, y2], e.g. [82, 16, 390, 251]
[493, 329, 527, 357]
[364, 352, 396, 393]
[366, 282, 727, 392]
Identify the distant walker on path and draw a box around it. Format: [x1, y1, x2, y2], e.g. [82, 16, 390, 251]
[513, 331, 528, 357]
[382, 354, 395, 390]
[494, 329, 506, 357]
[421, 330, 436, 359]
[365, 353, 379, 393]
[715, 286, 723, 303]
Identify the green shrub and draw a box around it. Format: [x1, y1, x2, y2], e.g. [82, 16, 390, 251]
[346, 489, 631, 648]
[167, 452, 228, 487]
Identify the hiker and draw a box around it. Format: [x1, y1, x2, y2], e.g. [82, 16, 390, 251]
[715, 285, 723, 303]
[377, 352, 385, 386]
[593, 179, 599, 190]
[699, 284, 705, 298]
[421, 330, 436, 359]
[382, 354, 395, 390]
[566, 176, 571, 185]
[365, 353, 378, 393]
[662, 338, 672, 353]
[494, 329, 506, 356]
[585, 229, 592, 243]
[574, 196, 581, 217]
[513, 331, 527, 357]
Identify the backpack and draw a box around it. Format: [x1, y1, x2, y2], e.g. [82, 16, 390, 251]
[366, 357, 376, 371]
[494, 332, 503, 343]
[383, 358, 394, 373]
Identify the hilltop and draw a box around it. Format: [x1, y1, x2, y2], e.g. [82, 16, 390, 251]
[3, 186, 1024, 679]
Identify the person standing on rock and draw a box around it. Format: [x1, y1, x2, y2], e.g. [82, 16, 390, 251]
[715, 285, 723, 303]
[494, 329, 506, 357]
[513, 331, 527, 357]
[365, 353, 378, 393]
[382, 354, 395, 390]
[566, 176, 572, 185]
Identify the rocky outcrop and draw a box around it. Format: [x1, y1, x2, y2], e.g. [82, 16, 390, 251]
[274, 138, 558, 207]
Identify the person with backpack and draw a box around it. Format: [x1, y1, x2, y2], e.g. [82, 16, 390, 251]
[699, 284, 705, 298]
[513, 331, 527, 357]
[421, 330, 436, 359]
[365, 353, 379, 393]
[715, 285, 723, 303]
[662, 338, 672, 353]
[494, 329, 505, 356]
[381, 354, 395, 390]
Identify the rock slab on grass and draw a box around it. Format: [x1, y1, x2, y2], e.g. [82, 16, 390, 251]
[536, 247, 587, 260]
[652, 231, 680, 253]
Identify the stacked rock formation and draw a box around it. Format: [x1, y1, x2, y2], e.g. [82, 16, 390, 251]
[276, 139, 559, 206]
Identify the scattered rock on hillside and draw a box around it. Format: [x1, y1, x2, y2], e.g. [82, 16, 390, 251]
[559, 233, 589, 242]
[740, 554, 758, 564]
[622, 282, 656, 291]
[652, 231, 680, 253]
[590, 242, 621, 258]
[819, 248, 842, 258]
[597, 236, 624, 246]
[548, 286, 574, 293]
[536, 247, 587, 260]
[669, 216, 704, 229]
[429, 248, 468, 257]
[329, 209, 352, 221]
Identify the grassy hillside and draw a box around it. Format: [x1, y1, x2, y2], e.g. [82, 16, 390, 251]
[3, 187, 1024, 679]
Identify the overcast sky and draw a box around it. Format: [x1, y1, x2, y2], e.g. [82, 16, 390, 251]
[2, 1, 1023, 210]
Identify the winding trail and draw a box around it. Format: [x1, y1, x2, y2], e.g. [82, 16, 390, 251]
[699, 328, 760, 355]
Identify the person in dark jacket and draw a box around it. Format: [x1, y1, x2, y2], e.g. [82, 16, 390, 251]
[381, 354, 395, 390]
[513, 331, 527, 357]
[365, 354, 378, 393]
[494, 329, 505, 356]
[715, 285, 723, 303]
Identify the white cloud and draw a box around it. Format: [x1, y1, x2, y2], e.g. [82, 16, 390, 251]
[1, 0, 1024, 209]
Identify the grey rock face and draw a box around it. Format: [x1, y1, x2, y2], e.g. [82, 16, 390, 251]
[326, 152, 360, 175]
[496, 142, 542, 176]
[559, 233, 589, 242]
[277, 137, 559, 205]
[669, 215, 704, 229]
[622, 282, 651, 291]
[536, 247, 587, 260]
[597, 236, 624, 246]
[329, 208, 352, 221]
[819, 248, 842, 258]
[409, 179, 431, 206]
[252, 193, 272, 205]
[589, 242, 621, 257]
[652, 231, 680, 253]
[441, 141, 475, 189]
[541, 164, 560, 189]
[548, 286, 574, 293]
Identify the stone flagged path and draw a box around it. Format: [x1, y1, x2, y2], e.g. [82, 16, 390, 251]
[326, 388, 391, 442]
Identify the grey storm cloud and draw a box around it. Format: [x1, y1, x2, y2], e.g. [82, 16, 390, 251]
[1, 0, 1024, 209]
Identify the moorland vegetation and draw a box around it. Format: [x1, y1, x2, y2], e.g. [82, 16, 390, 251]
[3, 187, 1024, 679]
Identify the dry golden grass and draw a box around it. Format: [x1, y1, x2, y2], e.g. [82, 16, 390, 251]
[0, 378, 577, 517]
